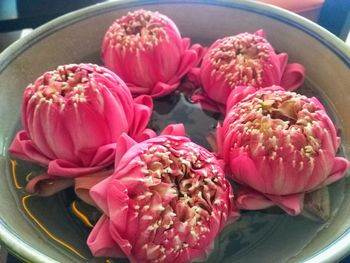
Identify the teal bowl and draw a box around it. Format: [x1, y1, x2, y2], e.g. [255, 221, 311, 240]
[0, 1, 349, 262]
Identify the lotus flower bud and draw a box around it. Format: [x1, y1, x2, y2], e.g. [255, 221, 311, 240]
[190, 30, 305, 110]
[217, 86, 349, 215]
[9, 63, 155, 178]
[87, 125, 239, 262]
[102, 9, 204, 98]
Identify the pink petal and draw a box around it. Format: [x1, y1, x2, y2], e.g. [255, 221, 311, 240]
[278, 53, 288, 74]
[191, 92, 224, 113]
[134, 128, 157, 142]
[126, 83, 150, 96]
[266, 193, 304, 216]
[190, 43, 207, 64]
[150, 81, 179, 97]
[106, 180, 130, 234]
[74, 170, 113, 206]
[90, 176, 114, 215]
[322, 157, 349, 186]
[226, 86, 257, 113]
[129, 95, 154, 139]
[87, 215, 126, 258]
[281, 63, 305, 91]
[175, 40, 204, 79]
[88, 143, 116, 167]
[26, 173, 74, 196]
[254, 29, 266, 38]
[114, 133, 138, 169]
[216, 124, 224, 158]
[27, 102, 65, 161]
[229, 152, 266, 192]
[186, 67, 201, 87]
[236, 185, 274, 210]
[47, 159, 106, 177]
[160, 124, 186, 136]
[9, 130, 51, 166]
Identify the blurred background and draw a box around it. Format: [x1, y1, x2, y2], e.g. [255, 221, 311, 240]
[0, 0, 349, 262]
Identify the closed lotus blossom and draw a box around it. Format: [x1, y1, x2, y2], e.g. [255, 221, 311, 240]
[102, 9, 204, 98]
[87, 125, 238, 262]
[190, 30, 305, 111]
[217, 86, 349, 215]
[9, 63, 155, 190]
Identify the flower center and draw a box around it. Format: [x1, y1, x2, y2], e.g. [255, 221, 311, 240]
[210, 33, 271, 87]
[229, 90, 321, 159]
[131, 141, 228, 261]
[107, 10, 169, 51]
[28, 64, 100, 108]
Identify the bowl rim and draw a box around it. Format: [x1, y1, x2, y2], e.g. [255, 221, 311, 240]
[0, 0, 349, 262]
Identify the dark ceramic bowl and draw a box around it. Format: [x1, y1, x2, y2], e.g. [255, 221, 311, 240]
[0, 1, 349, 262]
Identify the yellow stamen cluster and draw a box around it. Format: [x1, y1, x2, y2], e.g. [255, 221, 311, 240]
[210, 33, 272, 87]
[106, 10, 170, 52]
[129, 140, 229, 261]
[228, 90, 321, 160]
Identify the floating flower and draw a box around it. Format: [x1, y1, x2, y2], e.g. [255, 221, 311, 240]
[9, 63, 155, 181]
[217, 86, 349, 215]
[190, 30, 305, 111]
[102, 9, 204, 98]
[87, 125, 238, 262]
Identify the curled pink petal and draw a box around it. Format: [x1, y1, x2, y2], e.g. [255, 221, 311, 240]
[254, 29, 265, 37]
[266, 193, 304, 216]
[236, 185, 274, 210]
[88, 134, 238, 262]
[322, 157, 350, 186]
[26, 173, 74, 196]
[281, 63, 306, 91]
[191, 91, 224, 113]
[219, 87, 349, 215]
[149, 81, 179, 98]
[48, 159, 108, 178]
[114, 133, 138, 169]
[130, 95, 154, 139]
[88, 143, 116, 167]
[187, 67, 201, 87]
[9, 131, 50, 166]
[87, 215, 126, 258]
[160, 123, 186, 136]
[173, 39, 202, 80]
[74, 170, 113, 206]
[101, 9, 203, 97]
[225, 86, 257, 114]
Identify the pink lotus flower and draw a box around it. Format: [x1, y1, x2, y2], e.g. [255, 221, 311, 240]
[102, 9, 204, 98]
[9, 63, 155, 182]
[217, 86, 349, 215]
[189, 30, 305, 111]
[87, 125, 238, 262]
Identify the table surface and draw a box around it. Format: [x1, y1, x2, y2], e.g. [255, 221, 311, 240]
[0, 0, 349, 262]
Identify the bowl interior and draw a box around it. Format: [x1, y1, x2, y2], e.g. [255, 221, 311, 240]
[0, 1, 349, 263]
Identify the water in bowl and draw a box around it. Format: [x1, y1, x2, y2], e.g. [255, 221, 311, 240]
[7, 80, 346, 263]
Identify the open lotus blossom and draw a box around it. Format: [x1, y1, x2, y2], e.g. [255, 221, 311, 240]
[102, 9, 204, 98]
[189, 30, 305, 112]
[217, 86, 349, 215]
[9, 63, 155, 194]
[87, 124, 239, 262]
